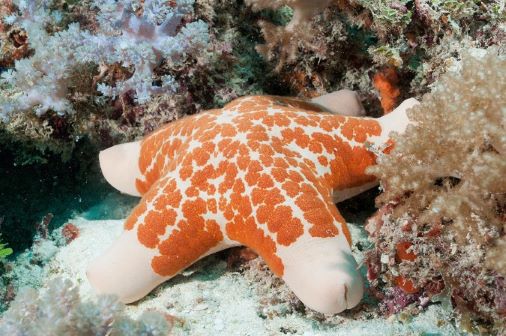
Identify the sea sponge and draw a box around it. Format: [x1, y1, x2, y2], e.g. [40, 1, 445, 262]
[365, 48, 505, 333]
[372, 67, 400, 114]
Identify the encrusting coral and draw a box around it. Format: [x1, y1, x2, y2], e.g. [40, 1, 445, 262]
[372, 67, 400, 114]
[365, 48, 506, 334]
[86, 89, 418, 315]
[0, 278, 171, 335]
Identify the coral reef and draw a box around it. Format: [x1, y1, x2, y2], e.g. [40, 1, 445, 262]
[365, 48, 506, 334]
[0, 216, 72, 312]
[2, 0, 502, 161]
[0, 0, 275, 162]
[0, 278, 171, 335]
[245, 0, 505, 116]
[0, 0, 210, 159]
[1, 0, 208, 117]
[3, 217, 462, 335]
[0, 0, 504, 333]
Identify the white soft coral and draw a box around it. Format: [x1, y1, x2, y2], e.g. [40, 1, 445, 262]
[0, 0, 209, 119]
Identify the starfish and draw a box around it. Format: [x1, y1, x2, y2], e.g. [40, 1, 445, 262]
[87, 91, 418, 314]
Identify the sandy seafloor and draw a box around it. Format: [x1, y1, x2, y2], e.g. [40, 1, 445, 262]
[36, 208, 462, 336]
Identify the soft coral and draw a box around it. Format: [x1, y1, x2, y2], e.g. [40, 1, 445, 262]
[0, 0, 209, 119]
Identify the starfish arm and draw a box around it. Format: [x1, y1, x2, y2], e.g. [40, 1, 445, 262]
[277, 202, 364, 314]
[275, 167, 363, 314]
[310, 89, 365, 116]
[87, 173, 237, 303]
[223, 156, 363, 314]
[87, 226, 164, 304]
[134, 108, 229, 194]
[134, 123, 186, 194]
[99, 141, 143, 196]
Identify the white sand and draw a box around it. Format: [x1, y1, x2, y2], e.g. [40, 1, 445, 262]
[44, 217, 460, 335]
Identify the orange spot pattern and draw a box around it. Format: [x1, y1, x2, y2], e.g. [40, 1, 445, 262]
[126, 96, 383, 277]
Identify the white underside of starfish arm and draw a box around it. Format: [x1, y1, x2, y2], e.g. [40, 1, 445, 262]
[86, 228, 163, 303]
[87, 227, 240, 304]
[277, 233, 364, 314]
[99, 141, 143, 197]
[370, 98, 420, 147]
[310, 89, 366, 117]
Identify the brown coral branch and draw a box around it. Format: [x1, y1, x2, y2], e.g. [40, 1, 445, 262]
[247, 0, 333, 71]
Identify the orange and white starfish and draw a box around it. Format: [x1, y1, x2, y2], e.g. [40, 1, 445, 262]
[87, 90, 418, 314]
